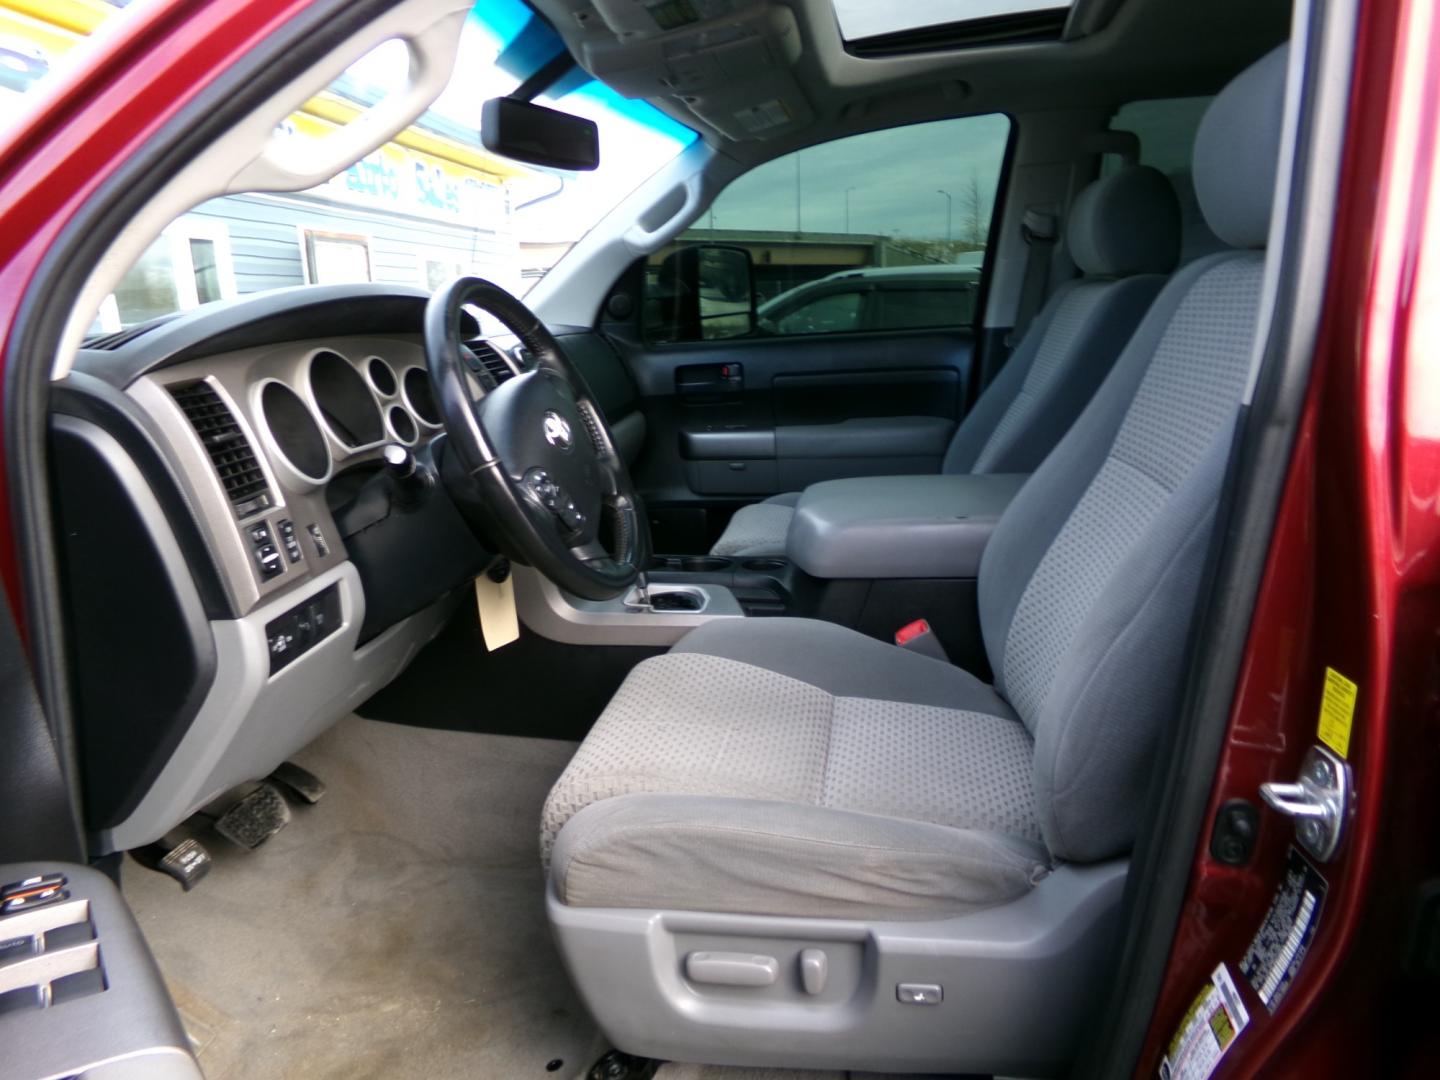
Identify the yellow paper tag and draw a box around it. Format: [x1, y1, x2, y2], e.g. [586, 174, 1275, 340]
[1317, 667, 1358, 758]
[475, 574, 519, 651]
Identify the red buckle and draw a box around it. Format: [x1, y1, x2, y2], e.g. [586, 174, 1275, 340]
[894, 619, 930, 646]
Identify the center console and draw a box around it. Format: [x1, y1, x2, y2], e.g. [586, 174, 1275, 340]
[516, 474, 1030, 666]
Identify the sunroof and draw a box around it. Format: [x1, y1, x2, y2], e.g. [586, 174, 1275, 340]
[832, 0, 1074, 45]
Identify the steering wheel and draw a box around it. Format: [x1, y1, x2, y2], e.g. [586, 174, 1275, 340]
[423, 276, 650, 601]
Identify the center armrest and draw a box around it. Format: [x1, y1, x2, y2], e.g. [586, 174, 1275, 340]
[788, 473, 1029, 579]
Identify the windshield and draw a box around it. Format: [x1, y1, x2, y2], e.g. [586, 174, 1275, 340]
[0, 0, 695, 332]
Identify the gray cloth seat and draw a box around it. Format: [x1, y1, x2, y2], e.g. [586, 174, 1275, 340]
[544, 44, 1288, 930]
[709, 164, 1183, 558]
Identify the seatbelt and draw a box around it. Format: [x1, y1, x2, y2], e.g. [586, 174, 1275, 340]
[1005, 206, 1060, 349]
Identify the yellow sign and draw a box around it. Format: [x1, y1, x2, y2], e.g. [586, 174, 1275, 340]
[1317, 666, 1358, 758]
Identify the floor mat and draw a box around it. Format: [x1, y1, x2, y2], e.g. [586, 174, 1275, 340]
[358, 606, 662, 741]
[124, 715, 603, 1080]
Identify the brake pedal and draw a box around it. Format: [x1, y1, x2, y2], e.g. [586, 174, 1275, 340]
[267, 761, 327, 804]
[213, 783, 291, 850]
[135, 836, 212, 891]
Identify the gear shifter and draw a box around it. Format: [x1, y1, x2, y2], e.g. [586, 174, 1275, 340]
[382, 444, 430, 507]
[632, 571, 652, 608]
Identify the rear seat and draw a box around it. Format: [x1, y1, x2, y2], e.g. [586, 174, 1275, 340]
[710, 164, 1183, 558]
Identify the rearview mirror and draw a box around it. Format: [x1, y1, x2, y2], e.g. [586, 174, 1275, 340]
[480, 97, 600, 171]
[647, 245, 756, 343]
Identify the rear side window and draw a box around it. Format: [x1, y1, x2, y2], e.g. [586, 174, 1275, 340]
[1105, 96, 1213, 175]
[644, 114, 1010, 344]
[1105, 96, 1218, 261]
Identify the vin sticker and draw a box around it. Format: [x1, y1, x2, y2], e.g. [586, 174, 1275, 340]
[1239, 845, 1328, 1011]
[1159, 964, 1250, 1080]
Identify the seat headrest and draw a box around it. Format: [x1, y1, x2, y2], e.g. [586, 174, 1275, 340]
[1193, 43, 1290, 249]
[1066, 165, 1181, 278]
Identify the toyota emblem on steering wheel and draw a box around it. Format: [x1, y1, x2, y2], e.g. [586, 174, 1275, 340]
[543, 410, 574, 452]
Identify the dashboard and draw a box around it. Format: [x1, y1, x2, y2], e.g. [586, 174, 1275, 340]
[53, 285, 514, 854]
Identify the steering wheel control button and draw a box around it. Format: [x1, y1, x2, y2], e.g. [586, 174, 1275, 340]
[897, 983, 943, 1006]
[265, 583, 342, 674]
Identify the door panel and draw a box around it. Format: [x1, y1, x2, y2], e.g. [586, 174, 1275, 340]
[610, 325, 974, 550]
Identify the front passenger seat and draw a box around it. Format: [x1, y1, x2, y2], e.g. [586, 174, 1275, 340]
[544, 44, 1287, 1076]
[709, 163, 1182, 557]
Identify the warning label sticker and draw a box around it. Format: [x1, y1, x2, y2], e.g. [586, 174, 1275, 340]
[1159, 964, 1250, 1080]
[1317, 666, 1358, 758]
[1240, 846, 1327, 1012]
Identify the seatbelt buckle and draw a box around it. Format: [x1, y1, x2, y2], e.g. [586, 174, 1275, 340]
[894, 619, 949, 662]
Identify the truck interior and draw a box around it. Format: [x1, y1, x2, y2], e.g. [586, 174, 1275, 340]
[0, 0, 1367, 1076]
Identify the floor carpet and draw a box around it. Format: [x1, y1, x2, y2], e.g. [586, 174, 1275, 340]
[124, 715, 604, 1080]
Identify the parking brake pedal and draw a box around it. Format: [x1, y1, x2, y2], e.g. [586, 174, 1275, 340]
[267, 761, 327, 804]
[135, 836, 212, 891]
[213, 783, 291, 850]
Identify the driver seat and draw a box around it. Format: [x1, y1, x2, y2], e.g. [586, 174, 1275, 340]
[541, 45, 1287, 1075]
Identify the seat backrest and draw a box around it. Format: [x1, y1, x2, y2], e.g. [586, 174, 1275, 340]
[977, 43, 1289, 863]
[943, 165, 1181, 475]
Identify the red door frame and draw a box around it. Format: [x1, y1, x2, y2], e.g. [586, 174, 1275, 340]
[0, 0, 1435, 1075]
[1138, 0, 1440, 1073]
[0, 0, 317, 604]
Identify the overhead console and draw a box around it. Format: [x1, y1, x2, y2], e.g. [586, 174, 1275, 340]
[556, 1, 814, 140]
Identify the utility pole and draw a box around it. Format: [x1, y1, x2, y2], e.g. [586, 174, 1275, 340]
[845, 186, 856, 233]
[937, 189, 953, 243]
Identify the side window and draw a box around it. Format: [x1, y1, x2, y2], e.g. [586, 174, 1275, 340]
[644, 114, 1010, 344]
[1105, 96, 1219, 262]
[1105, 96, 1213, 176]
[93, 217, 238, 334]
[771, 289, 864, 335]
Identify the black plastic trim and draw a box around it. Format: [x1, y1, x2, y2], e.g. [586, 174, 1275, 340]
[51, 374, 234, 620]
[50, 416, 219, 831]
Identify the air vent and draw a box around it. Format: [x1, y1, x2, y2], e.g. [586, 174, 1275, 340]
[169, 381, 272, 518]
[468, 341, 517, 386]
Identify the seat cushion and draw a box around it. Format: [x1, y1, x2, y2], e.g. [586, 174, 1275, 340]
[709, 492, 800, 557]
[542, 619, 1050, 920]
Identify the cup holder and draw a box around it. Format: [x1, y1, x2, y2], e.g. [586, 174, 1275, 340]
[741, 558, 787, 572]
[680, 556, 732, 573]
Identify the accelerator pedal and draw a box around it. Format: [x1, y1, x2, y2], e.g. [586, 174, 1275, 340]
[134, 835, 212, 891]
[213, 782, 291, 850]
[267, 761, 327, 804]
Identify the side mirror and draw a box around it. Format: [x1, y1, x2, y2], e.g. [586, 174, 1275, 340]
[480, 97, 600, 171]
[651, 244, 756, 342]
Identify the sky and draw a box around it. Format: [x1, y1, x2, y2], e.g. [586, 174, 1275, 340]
[700, 114, 1011, 243]
[830, 0, 1071, 41]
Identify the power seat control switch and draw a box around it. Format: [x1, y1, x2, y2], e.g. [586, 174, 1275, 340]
[1259, 744, 1351, 862]
[897, 982, 943, 1006]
